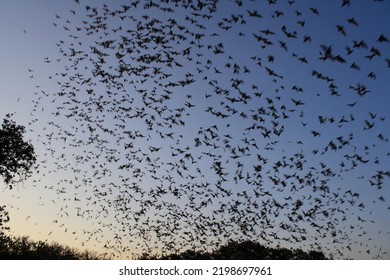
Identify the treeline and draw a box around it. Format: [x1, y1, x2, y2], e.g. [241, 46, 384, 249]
[0, 233, 328, 260]
[141, 240, 328, 260]
[0, 233, 104, 260]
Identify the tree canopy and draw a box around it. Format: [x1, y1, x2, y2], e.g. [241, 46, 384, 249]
[0, 205, 10, 234]
[0, 114, 36, 239]
[141, 240, 328, 260]
[0, 113, 36, 188]
[0, 235, 103, 260]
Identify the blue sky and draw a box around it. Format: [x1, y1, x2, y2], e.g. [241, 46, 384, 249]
[1, 0, 390, 259]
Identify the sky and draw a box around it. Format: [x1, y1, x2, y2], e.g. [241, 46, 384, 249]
[0, 0, 389, 260]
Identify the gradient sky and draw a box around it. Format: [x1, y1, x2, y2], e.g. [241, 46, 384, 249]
[1, 0, 389, 260]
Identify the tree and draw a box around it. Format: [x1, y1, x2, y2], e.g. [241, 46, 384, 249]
[0, 113, 36, 188]
[0, 205, 10, 233]
[0, 113, 36, 239]
[141, 240, 328, 260]
[0, 235, 105, 260]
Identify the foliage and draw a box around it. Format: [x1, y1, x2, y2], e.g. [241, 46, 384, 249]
[140, 240, 328, 260]
[0, 235, 328, 260]
[0, 205, 10, 234]
[0, 234, 104, 260]
[0, 113, 36, 251]
[0, 113, 36, 187]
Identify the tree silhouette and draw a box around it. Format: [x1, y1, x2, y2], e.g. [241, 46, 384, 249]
[0, 235, 104, 260]
[140, 240, 328, 260]
[0, 205, 10, 234]
[0, 113, 36, 188]
[0, 114, 36, 245]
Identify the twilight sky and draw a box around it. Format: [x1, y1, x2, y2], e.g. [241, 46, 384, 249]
[1, 0, 389, 259]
